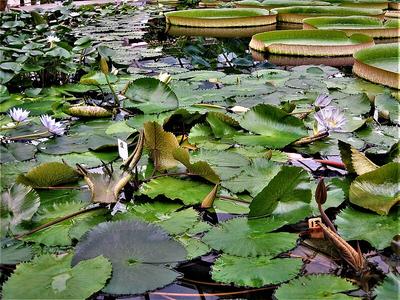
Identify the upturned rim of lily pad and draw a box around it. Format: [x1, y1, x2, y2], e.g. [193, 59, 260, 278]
[271, 6, 385, 23]
[323, 0, 388, 10]
[249, 29, 374, 56]
[164, 8, 277, 28]
[235, 0, 332, 9]
[353, 43, 400, 89]
[303, 16, 400, 38]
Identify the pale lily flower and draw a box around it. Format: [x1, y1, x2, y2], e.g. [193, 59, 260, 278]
[47, 35, 60, 47]
[217, 52, 237, 65]
[8, 108, 30, 123]
[230, 106, 249, 113]
[314, 94, 332, 108]
[314, 106, 346, 133]
[158, 72, 172, 84]
[39, 115, 65, 136]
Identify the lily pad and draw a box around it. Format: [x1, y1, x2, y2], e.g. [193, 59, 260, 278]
[0, 239, 32, 265]
[236, 0, 331, 9]
[375, 273, 400, 300]
[72, 220, 187, 295]
[250, 30, 374, 56]
[303, 16, 400, 38]
[165, 8, 277, 28]
[336, 207, 399, 249]
[353, 43, 400, 89]
[212, 254, 302, 287]
[234, 104, 307, 148]
[124, 78, 179, 114]
[274, 274, 357, 299]
[349, 162, 399, 215]
[202, 217, 299, 257]
[2, 254, 112, 300]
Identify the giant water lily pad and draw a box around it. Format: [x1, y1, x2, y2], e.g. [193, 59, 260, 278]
[303, 16, 400, 38]
[353, 43, 400, 89]
[272, 6, 384, 23]
[250, 30, 374, 56]
[236, 0, 331, 9]
[274, 275, 357, 299]
[336, 207, 399, 249]
[323, 0, 388, 9]
[234, 104, 307, 148]
[165, 8, 277, 27]
[211, 254, 302, 287]
[72, 220, 187, 295]
[202, 217, 299, 257]
[2, 254, 112, 300]
[349, 162, 399, 215]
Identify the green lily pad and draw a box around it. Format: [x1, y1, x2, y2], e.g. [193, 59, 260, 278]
[1, 184, 40, 236]
[202, 217, 299, 257]
[124, 78, 179, 114]
[0, 239, 32, 265]
[375, 273, 400, 300]
[0, 143, 37, 163]
[274, 275, 357, 300]
[234, 104, 307, 148]
[212, 254, 302, 287]
[140, 177, 213, 205]
[72, 220, 187, 295]
[249, 166, 311, 218]
[349, 162, 400, 215]
[335, 207, 399, 249]
[2, 254, 112, 300]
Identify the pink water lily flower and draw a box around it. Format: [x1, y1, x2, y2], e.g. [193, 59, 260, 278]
[39, 115, 65, 136]
[314, 106, 346, 133]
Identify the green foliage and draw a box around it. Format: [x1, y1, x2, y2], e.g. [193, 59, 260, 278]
[336, 207, 399, 249]
[375, 273, 400, 300]
[212, 254, 302, 287]
[0, 239, 32, 264]
[16, 162, 80, 188]
[2, 254, 112, 300]
[1, 184, 40, 236]
[274, 275, 357, 300]
[338, 140, 378, 175]
[249, 166, 311, 218]
[203, 217, 298, 257]
[349, 162, 400, 215]
[72, 220, 187, 295]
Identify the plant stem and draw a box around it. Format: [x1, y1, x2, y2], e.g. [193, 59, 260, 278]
[105, 74, 119, 107]
[292, 131, 329, 146]
[15, 206, 102, 239]
[4, 131, 49, 141]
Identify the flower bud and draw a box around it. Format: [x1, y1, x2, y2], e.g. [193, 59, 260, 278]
[315, 177, 327, 205]
[100, 57, 109, 75]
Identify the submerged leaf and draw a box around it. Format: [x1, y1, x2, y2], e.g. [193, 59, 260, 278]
[144, 121, 179, 170]
[349, 162, 400, 215]
[1, 184, 40, 235]
[212, 255, 302, 287]
[274, 275, 356, 300]
[72, 220, 187, 295]
[2, 254, 112, 300]
[16, 162, 80, 188]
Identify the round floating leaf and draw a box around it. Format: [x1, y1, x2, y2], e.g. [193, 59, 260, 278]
[0, 239, 32, 265]
[0, 143, 37, 163]
[72, 220, 187, 295]
[249, 166, 311, 218]
[234, 104, 307, 148]
[2, 254, 112, 300]
[335, 207, 399, 249]
[202, 217, 298, 257]
[349, 162, 400, 215]
[140, 177, 213, 205]
[124, 78, 179, 114]
[16, 162, 80, 188]
[274, 275, 357, 300]
[1, 184, 40, 235]
[375, 273, 400, 300]
[212, 254, 302, 287]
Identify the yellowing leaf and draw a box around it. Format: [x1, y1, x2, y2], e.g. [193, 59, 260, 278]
[144, 121, 179, 170]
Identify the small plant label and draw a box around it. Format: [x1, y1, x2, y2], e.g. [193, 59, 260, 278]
[118, 139, 129, 161]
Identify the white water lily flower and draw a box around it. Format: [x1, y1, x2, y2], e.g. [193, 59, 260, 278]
[314, 106, 346, 133]
[217, 52, 237, 64]
[47, 35, 60, 47]
[158, 72, 172, 84]
[230, 106, 249, 113]
[8, 108, 30, 123]
[39, 115, 65, 136]
[314, 94, 332, 108]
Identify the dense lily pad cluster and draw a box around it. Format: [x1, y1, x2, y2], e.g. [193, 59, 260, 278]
[0, 2, 399, 300]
